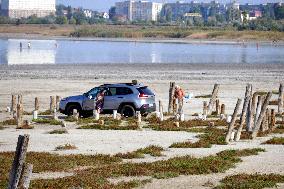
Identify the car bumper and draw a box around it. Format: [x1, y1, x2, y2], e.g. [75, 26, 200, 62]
[139, 103, 156, 114]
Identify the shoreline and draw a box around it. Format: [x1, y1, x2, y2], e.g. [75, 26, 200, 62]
[0, 33, 283, 45]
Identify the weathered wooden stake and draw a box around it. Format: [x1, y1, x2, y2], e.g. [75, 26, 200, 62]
[168, 82, 176, 113]
[278, 83, 283, 114]
[50, 96, 55, 112]
[159, 100, 164, 121]
[216, 99, 220, 115]
[16, 104, 23, 128]
[32, 111, 38, 120]
[19, 163, 33, 189]
[18, 94, 23, 105]
[271, 109, 276, 130]
[73, 109, 79, 121]
[253, 95, 263, 129]
[8, 134, 30, 189]
[11, 95, 17, 114]
[251, 92, 272, 139]
[207, 84, 220, 115]
[203, 101, 208, 116]
[235, 84, 252, 141]
[225, 98, 242, 143]
[53, 109, 58, 120]
[34, 97, 39, 111]
[247, 92, 258, 132]
[221, 104, 226, 115]
[56, 96, 61, 111]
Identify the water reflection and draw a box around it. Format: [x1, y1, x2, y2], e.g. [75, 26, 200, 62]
[2, 39, 56, 65]
[0, 39, 283, 65]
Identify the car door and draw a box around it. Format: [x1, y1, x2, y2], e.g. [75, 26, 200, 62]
[103, 87, 116, 110]
[82, 87, 102, 110]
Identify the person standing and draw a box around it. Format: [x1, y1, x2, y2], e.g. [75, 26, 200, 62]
[28, 42, 31, 49]
[95, 89, 106, 114]
[174, 85, 185, 114]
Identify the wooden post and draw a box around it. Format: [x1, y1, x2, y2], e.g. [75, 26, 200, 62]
[50, 96, 55, 112]
[18, 95, 23, 105]
[235, 84, 252, 141]
[203, 101, 208, 116]
[113, 110, 117, 119]
[271, 109, 276, 130]
[251, 92, 272, 139]
[11, 95, 17, 113]
[253, 95, 263, 129]
[207, 84, 220, 115]
[73, 109, 79, 121]
[225, 98, 242, 143]
[8, 134, 30, 189]
[159, 100, 164, 121]
[19, 163, 33, 189]
[16, 104, 23, 128]
[53, 109, 58, 120]
[261, 109, 269, 132]
[216, 99, 220, 115]
[137, 111, 142, 123]
[34, 97, 39, 111]
[32, 111, 38, 120]
[168, 82, 175, 114]
[278, 84, 283, 114]
[221, 104, 225, 115]
[56, 96, 61, 111]
[247, 92, 258, 132]
[267, 109, 272, 129]
[93, 109, 99, 120]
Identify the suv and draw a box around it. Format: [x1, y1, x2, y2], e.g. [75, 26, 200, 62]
[59, 83, 156, 117]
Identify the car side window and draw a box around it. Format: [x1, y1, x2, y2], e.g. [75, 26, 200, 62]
[116, 87, 133, 95]
[107, 87, 116, 96]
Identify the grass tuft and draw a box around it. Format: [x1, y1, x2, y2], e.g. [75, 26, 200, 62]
[262, 137, 284, 145]
[170, 127, 227, 148]
[64, 116, 77, 122]
[38, 110, 52, 115]
[215, 173, 284, 189]
[195, 94, 212, 98]
[48, 129, 68, 134]
[33, 118, 62, 125]
[1, 119, 16, 125]
[55, 143, 77, 151]
[115, 145, 164, 159]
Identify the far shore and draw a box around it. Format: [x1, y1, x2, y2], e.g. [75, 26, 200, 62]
[0, 32, 283, 45]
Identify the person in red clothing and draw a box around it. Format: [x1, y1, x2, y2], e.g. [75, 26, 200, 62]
[174, 85, 185, 114]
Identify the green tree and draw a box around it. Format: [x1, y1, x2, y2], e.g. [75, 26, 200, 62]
[69, 17, 77, 24]
[55, 16, 68, 24]
[275, 5, 284, 20]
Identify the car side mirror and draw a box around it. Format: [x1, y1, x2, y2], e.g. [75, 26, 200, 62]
[88, 95, 93, 99]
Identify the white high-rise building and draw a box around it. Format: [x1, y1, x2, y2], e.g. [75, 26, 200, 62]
[115, 0, 163, 22]
[1, 0, 56, 18]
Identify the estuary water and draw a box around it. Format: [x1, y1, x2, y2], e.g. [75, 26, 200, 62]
[0, 38, 283, 65]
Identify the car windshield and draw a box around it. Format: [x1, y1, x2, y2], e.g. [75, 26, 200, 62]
[137, 86, 154, 95]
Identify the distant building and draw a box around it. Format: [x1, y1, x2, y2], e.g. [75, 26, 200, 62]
[102, 12, 110, 19]
[0, 0, 56, 18]
[83, 9, 93, 18]
[114, 0, 163, 22]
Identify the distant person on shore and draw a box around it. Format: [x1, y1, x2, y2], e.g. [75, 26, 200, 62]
[95, 89, 106, 114]
[28, 42, 31, 49]
[19, 42, 22, 49]
[174, 85, 185, 114]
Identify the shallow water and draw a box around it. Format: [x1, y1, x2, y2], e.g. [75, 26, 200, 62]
[0, 38, 283, 65]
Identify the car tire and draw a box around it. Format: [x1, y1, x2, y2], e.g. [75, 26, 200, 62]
[120, 105, 135, 117]
[66, 104, 81, 116]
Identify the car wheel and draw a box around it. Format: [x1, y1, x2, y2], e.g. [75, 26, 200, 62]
[121, 105, 135, 117]
[66, 104, 81, 116]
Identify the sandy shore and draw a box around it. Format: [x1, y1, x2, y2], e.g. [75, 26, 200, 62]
[1, 33, 284, 46]
[0, 63, 284, 188]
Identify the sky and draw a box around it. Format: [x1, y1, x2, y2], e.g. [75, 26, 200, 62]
[57, 0, 282, 11]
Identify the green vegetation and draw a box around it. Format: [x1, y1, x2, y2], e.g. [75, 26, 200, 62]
[0, 148, 264, 188]
[170, 127, 227, 148]
[1, 118, 16, 126]
[38, 110, 52, 115]
[64, 116, 78, 122]
[195, 94, 212, 98]
[48, 129, 68, 134]
[215, 174, 284, 189]
[32, 118, 61, 125]
[78, 124, 138, 130]
[262, 137, 284, 145]
[115, 145, 164, 159]
[273, 124, 284, 134]
[55, 144, 77, 151]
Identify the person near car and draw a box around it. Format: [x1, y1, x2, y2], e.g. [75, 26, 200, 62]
[174, 85, 185, 114]
[96, 89, 106, 113]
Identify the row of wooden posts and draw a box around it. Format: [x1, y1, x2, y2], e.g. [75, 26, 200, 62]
[10, 95, 61, 128]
